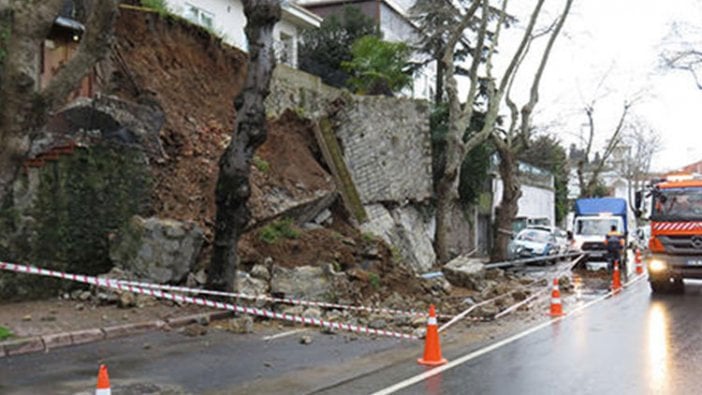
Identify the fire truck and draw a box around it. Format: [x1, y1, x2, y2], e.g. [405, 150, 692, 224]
[635, 174, 702, 293]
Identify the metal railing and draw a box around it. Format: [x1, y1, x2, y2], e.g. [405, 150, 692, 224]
[484, 252, 586, 270]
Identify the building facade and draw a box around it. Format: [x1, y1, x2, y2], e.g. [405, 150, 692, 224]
[164, 0, 321, 68]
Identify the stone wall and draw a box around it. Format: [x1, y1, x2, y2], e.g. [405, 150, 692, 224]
[333, 97, 433, 204]
[268, 65, 433, 205]
[267, 66, 439, 273]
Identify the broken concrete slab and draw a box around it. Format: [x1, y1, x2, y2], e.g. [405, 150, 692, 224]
[270, 265, 334, 301]
[109, 216, 204, 284]
[442, 255, 487, 291]
[236, 272, 269, 296]
[361, 204, 436, 274]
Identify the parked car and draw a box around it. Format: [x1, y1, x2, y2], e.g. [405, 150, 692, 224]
[508, 228, 559, 260]
[527, 225, 570, 254]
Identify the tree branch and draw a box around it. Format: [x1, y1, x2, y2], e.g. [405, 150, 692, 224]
[519, 0, 573, 138]
[442, 0, 486, 179]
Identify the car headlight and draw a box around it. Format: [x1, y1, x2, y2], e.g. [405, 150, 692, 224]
[649, 259, 666, 273]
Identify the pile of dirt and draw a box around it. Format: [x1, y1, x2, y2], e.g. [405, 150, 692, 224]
[108, 10, 431, 305]
[111, 10, 246, 229]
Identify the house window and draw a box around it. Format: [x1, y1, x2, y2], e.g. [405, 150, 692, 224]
[185, 3, 214, 29]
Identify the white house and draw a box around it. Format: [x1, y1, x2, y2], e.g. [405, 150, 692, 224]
[164, 0, 321, 68]
[492, 160, 556, 228]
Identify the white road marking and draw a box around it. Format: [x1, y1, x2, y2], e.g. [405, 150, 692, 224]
[371, 276, 647, 395]
[262, 329, 308, 341]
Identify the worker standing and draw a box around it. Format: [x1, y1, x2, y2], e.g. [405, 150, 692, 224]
[604, 225, 626, 280]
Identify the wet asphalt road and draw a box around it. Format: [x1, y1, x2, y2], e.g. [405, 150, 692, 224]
[3, 274, 701, 395]
[361, 278, 702, 395]
[0, 326, 410, 394]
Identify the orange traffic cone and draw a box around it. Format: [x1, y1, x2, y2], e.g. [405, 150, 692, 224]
[635, 249, 644, 275]
[549, 278, 564, 317]
[612, 261, 622, 294]
[417, 304, 447, 366]
[96, 364, 111, 395]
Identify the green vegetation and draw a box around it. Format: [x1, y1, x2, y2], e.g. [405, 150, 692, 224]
[389, 245, 402, 262]
[252, 155, 270, 173]
[0, 144, 151, 300]
[361, 232, 377, 243]
[258, 218, 300, 244]
[299, 6, 378, 88]
[141, 0, 169, 16]
[430, 104, 493, 206]
[342, 35, 412, 96]
[0, 326, 13, 341]
[368, 272, 381, 289]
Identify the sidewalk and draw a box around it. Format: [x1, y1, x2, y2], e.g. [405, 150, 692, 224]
[0, 296, 233, 358]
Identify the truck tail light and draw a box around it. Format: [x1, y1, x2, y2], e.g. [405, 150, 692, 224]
[649, 236, 665, 253]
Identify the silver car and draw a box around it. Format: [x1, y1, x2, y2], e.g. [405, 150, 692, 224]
[527, 225, 570, 254]
[508, 228, 559, 260]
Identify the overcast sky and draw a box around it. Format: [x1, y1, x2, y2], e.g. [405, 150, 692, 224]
[479, 0, 702, 173]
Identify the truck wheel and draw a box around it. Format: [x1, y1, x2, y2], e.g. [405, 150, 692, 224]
[672, 278, 685, 294]
[650, 278, 672, 294]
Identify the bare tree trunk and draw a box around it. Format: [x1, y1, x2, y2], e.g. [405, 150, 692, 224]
[434, 171, 457, 263]
[488, 0, 571, 261]
[434, 58, 443, 105]
[491, 144, 521, 262]
[434, 0, 485, 264]
[207, 0, 281, 292]
[0, 0, 117, 202]
[577, 101, 631, 197]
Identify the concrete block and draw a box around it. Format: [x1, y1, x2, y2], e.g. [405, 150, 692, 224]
[42, 333, 73, 350]
[70, 328, 105, 345]
[3, 337, 45, 356]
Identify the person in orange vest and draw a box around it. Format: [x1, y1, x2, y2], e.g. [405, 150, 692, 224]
[604, 225, 626, 279]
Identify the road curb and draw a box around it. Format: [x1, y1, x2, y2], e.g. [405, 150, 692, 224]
[0, 310, 235, 358]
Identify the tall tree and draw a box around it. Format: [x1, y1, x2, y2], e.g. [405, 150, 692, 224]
[489, 0, 573, 261]
[409, 0, 470, 105]
[410, 0, 514, 105]
[661, 22, 702, 89]
[0, 0, 117, 204]
[576, 100, 633, 198]
[434, 0, 568, 263]
[207, 0, 281, 292]
[618, 121, 661, 222]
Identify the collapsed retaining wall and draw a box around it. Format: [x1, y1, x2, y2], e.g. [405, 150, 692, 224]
[267, 66, 439, 273]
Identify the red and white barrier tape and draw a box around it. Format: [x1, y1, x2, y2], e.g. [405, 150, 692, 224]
[0, 262, 418, 340]
[114, 279, 451, 320]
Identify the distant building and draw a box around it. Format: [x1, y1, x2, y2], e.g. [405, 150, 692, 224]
[297, 0, 436, 100]
[164, 0, 322, 68]
[484, 158, 555, 253]
[679, 159, 702, 175]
